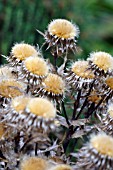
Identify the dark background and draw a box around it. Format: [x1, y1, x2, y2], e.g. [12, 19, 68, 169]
[0, 0, 113, 64]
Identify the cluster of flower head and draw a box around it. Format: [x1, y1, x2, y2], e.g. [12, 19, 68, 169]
[0, 18, 113, 170]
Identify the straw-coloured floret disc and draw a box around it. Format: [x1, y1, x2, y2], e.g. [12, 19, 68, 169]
[11, 43, 38, 61]
[45, 19, 80, 56]
[76, 133, 113, 169]
[48, 19, 79, 39]
[21, 56, 49, 86]
[39, 73, 65, 102]
[11, 96, 31, 113]
[72, 61, 94, 79]
[91, 133, 113, 157]
[27, 98, 56, 119]
[88, 51, 113, 76]
[8, 43, 38, 67]
[65, 60, 94, 90]
[2, 97, 56, 132]
[99, 104, 113, 136]
[20, 157, 48, 170]
[0, 79, 24, 98]
[24, 57, 49, 77]
[0, 65, 16, 79]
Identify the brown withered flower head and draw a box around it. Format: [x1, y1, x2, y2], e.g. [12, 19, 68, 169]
[98, 76, 113, 101]
[99, 103, 113, 136]
[65, 60, 95, 90]
[20, 157, 49, 170]
[3, 96, 56, 133]
[76, 133, 113, 170]
[7, 43, 38, 67]
[36, 73, 66, 103]
[87, 51, 113, 77]
[0, 78, 25, 106]
[0, 65, 16, 79]
[45, 19, 80, 56]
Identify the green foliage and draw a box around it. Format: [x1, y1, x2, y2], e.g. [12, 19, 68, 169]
[0, 0, 113, 63]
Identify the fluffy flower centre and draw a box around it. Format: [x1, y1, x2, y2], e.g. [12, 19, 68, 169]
[91, 134, 113, 157]
[43, 73, 65, 95]
[88, 91, 101, 103]
[24, 57, 49, 76]
[72, 61, 94, 79]
[27, 98, 56, 118]
[11, 43, 38, 60]
[105, 77, 113, 90]
[48, 19, 79, 39]
[90, 52, 113, 71]
[11, 96, 31, 112]
[21, 157, 47, 170]
[0, 79, 24, 98]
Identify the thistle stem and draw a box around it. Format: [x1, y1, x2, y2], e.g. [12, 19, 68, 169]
[72, 90, 81, 120]
[62, 101, 70, 126]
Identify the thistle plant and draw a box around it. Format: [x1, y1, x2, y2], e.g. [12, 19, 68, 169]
[1, 18, 113, 170]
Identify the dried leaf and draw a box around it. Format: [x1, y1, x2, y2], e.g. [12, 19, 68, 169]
[56, 115, 68, 128]
[71, 119, 89, 126]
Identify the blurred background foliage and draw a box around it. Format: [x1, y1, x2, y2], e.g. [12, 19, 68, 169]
[0, 0, 113, 64]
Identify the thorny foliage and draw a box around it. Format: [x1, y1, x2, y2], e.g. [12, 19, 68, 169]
[0, 19, 113, 170]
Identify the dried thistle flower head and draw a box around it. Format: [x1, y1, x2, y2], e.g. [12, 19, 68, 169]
[45, 19, 79, 56]
[27, 98, 56, 119]
[2, 96, 32, 128]
[66, 60, 94, 90]
[20, 157, 48, 170]
[24, 57, 49, 77]
[50, 164, 72, 170]
[2, 97, 56, 132]
[8, 43, 38, 67]
[11, 96, 31, 112]
[100, 76, 113, 99]
[12, 43, 38, 61]
[24, 97, 56, 132]
[88, 51, 113, 76]
[88, 90, 102, 104]
[99, 103, 113, 136]
[90, 133, 113, 157]
[48, 19, 79, 39]
[105, 77, 113, 90]
[21, 56, 49, 86]
[71, 61, 94, 79]
[76, 133, 113, 169]
[0, 79, 25, 99]
[0, 65, 16, 79]
[40, 73, 65, 102]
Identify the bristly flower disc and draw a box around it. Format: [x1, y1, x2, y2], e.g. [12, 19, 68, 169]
[45, 19, 80, 56]
[3, 97, 56, 133]
[76, 133, 113, 170]
[99, 104, 113, 136]
[36, 73, 65, 103]
[65, 60, 95, 90]
[20, 56, 49, 86]
[88, 51, 113, 77]
[7, 43, 38, 67]
[20, 157, 48, 170]
[0, 78, 25, 106]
